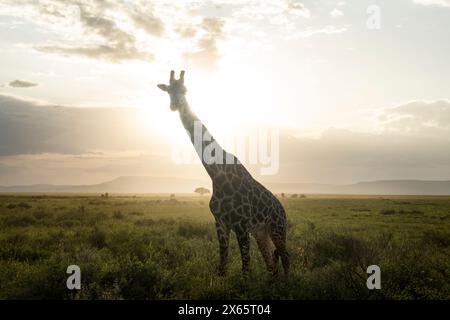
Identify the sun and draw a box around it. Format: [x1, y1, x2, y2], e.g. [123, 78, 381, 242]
[133, 63, 315, 145]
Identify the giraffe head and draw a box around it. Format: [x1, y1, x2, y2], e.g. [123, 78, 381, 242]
[157, 70, 187, 111]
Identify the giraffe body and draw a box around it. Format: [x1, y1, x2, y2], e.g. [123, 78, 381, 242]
[157, 71, 289, 276]
[209, 163, 289, 275]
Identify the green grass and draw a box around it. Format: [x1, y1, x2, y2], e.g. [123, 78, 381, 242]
[0, 194, 449, 300]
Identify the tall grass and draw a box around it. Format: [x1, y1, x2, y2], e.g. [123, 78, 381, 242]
[0, 195, 449, 299]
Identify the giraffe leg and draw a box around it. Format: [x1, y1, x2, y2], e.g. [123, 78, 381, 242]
[271, 226, 290, 276]
[254, 230, 275, 274]
[236, 231, 250, 275]
[215, 220, 230, 276]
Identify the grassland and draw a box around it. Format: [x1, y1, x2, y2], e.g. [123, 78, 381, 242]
[0, 194, 449, 300]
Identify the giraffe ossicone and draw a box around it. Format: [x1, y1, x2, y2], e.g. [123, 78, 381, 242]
[157, 70, 290, 276]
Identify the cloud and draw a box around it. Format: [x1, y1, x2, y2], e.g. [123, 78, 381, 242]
[2, 95, 450, 185]
[285, 25, 348, 39]
[36, 4, 154, 63]
[183, 17, 225, 71]
[377, 100, 450, 136]
[286, 0, 310, 17]
[37, 43, 153, 63]
[1, 0, 312, 67]
[330, 8, 344, 18]
[0, 94, 163, 156]
[9, 80, 38, 88]
[175, 26, 197, 39]
[126, 4, 165, 37]
[233, 0, 310, 21]
[413, 0, 450, 7]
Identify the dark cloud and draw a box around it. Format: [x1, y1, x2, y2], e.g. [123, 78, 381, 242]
[0, 94, 163, 156]
[1, 96, 450, 184]
[9, 80, 38, 88]
[183, 17, 225, 71]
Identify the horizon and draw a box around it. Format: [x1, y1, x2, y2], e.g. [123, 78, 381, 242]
[2, 175, 450, 196]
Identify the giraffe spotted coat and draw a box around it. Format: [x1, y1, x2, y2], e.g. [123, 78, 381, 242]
[158, 70, 290, 276]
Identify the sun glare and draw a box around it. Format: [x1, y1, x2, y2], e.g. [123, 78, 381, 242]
[133, 60, 321, 146]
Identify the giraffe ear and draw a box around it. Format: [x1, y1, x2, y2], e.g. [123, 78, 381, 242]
[157, 84, 168, 91]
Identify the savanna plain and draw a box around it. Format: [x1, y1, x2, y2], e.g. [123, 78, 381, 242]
[0, 194, 449, 300]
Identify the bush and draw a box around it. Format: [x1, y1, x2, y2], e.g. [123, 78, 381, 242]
[88, 227, 107, 249]
[2, 213, 37, 227]
[18, 202, 32, 209]
[32, 210, 53, 220]
[128, 211, 144, 216]
[117, 258, 161, 299]
[422, 230, 450, 247]
[112, 211, 125, 219]
[177, 222, 212, 239]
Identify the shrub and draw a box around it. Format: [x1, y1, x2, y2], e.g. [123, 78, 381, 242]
[88, 227, 107, 249]
[422, 230, 450, 247]
[117, 259, 161, 299]
[177, 222, 212, 239]
[3, 213, 36, 227]
[18, 202, 32, 209]
[32, 210, 53, 220]
[112, 211, 125, 219]
[128, 211, 144, 216]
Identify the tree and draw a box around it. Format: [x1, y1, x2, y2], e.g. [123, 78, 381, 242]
[194, 187, 211, 196]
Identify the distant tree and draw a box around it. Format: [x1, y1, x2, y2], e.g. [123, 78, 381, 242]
[194, 187, 211, 196]
[291, 194, 298, 198]
[300, 194, 306, 198]
[281, 193, 285, 198]
[170, 193, 176, 199]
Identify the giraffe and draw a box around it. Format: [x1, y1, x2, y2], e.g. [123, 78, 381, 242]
[157, 70, 289, 276]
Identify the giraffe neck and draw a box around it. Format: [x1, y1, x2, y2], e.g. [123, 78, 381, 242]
[177, 97, 237, 180]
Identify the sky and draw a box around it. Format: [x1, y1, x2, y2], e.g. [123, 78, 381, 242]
[0, 0, 450, 187]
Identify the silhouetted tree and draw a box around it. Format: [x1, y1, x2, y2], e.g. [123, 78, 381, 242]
[194, 187, 211, 196]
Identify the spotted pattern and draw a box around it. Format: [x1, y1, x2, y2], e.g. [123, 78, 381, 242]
[158, 71, 289, 276]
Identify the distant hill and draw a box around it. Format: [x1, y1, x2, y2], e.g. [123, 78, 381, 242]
[0, 177, 449, 195]
[266, 180, 450, 195]
[0, 176, 208, 194]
